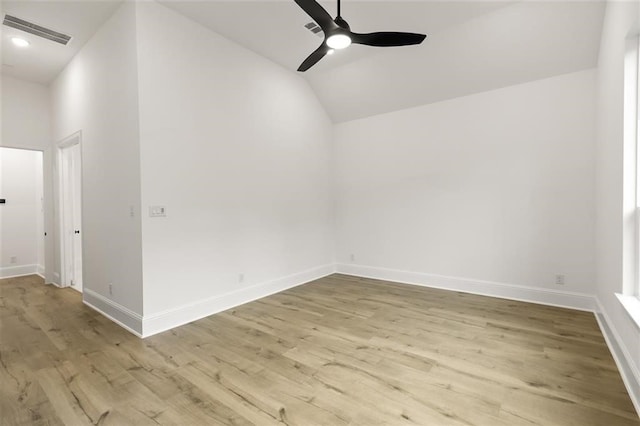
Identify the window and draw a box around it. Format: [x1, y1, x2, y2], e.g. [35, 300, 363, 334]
[618, 35, 640, 328]
[631, 36, 640, 299]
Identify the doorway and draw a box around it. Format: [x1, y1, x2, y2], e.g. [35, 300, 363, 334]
[58, 133, 83, 292]
[0, 147, 45, 279]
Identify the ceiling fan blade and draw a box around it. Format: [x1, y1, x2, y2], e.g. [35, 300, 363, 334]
[294, 0, 337, 32]
[298, 44, 330, 72]
[351, 32, 426, 47]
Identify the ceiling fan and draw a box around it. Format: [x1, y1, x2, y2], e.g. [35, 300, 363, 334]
[294, 0, 427, 72]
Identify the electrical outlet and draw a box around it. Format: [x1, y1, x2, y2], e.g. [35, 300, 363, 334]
[555, 274, 565, 285]
[350, 253, 355, 262]
[238, 273, 245, 283]
[9, 256, 17, 264]
[108, 283, 113, 295]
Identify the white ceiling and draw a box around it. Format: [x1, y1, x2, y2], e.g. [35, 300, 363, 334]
[160, 1, 512, 75]
[1, 0, 122, 84]
[0, 0, 605, 122]
[307, 1, 605, 121]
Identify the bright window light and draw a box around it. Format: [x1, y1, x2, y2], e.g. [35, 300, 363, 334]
[11, 37, 30, 48]
[620, 34, 640, 328]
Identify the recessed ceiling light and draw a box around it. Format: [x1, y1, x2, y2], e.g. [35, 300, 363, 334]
[327, 49, 335, 55]
[11, 37, 30, 48]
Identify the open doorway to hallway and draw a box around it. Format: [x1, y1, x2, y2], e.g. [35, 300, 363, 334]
[0, 147, 45, 279]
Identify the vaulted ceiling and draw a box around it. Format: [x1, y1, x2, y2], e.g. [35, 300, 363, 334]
[1, 0, 605, 123]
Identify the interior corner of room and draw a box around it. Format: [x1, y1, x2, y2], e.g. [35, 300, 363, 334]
[1, 0, 639, 423]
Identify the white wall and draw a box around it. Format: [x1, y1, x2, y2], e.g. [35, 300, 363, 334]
[334, 69, 596, 298]
[50, 2, 144, 328]
[1, 75, 51, 148]
[595, 0, 640, 410]
[134, 2, 334, 332]
[0, 148, 43, 277]
[0, 75, 54, 282]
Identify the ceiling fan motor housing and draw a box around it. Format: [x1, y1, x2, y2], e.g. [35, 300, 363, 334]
[326, 16, 350, 41]
[334, 16, 350, 31]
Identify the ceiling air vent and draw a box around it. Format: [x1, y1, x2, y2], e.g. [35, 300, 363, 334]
[304, 22, 324, 38]
[3, 14, 72, 45]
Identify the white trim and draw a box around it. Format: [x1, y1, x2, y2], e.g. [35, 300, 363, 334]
[594, 298, 640, 417]
[56, 131, 82, 289]
[57, 131, 82, 149]
[142, 264, 336, 338]
[48, 273, 61, 287]
[37, 264, 45, 276]
[83, 288, 143, 337]
[0, 264, 39, 279]
[616, 293, 640, 330]
[335, 263, 597, 312]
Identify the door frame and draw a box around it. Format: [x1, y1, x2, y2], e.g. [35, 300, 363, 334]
[0, 146, 47, 280]
[57, 131, 83, 290]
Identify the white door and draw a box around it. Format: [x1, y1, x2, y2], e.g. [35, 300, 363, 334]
[60, 142, 83, 292]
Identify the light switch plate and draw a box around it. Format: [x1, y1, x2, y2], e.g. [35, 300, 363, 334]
[149, 205, 167, 217]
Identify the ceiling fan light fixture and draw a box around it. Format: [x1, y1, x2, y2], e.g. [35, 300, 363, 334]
[326, 34, 351, 49]
[295, 0, 426, 71]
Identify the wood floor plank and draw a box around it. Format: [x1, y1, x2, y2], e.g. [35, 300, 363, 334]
[1, 274, 638, 425]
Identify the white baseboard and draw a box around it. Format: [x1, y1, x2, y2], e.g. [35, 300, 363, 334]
[37, 264, 45, 277]
[594, 299, 640, 417]
[0, 264, 38, 279]
[142, 263, 336, 338]
[83, 289, 143, 337]
[336, 263, 597, 312]
[74, 261, 639, 417]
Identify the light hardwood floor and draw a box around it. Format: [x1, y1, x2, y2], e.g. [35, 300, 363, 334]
[1, 274, 638, 425]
